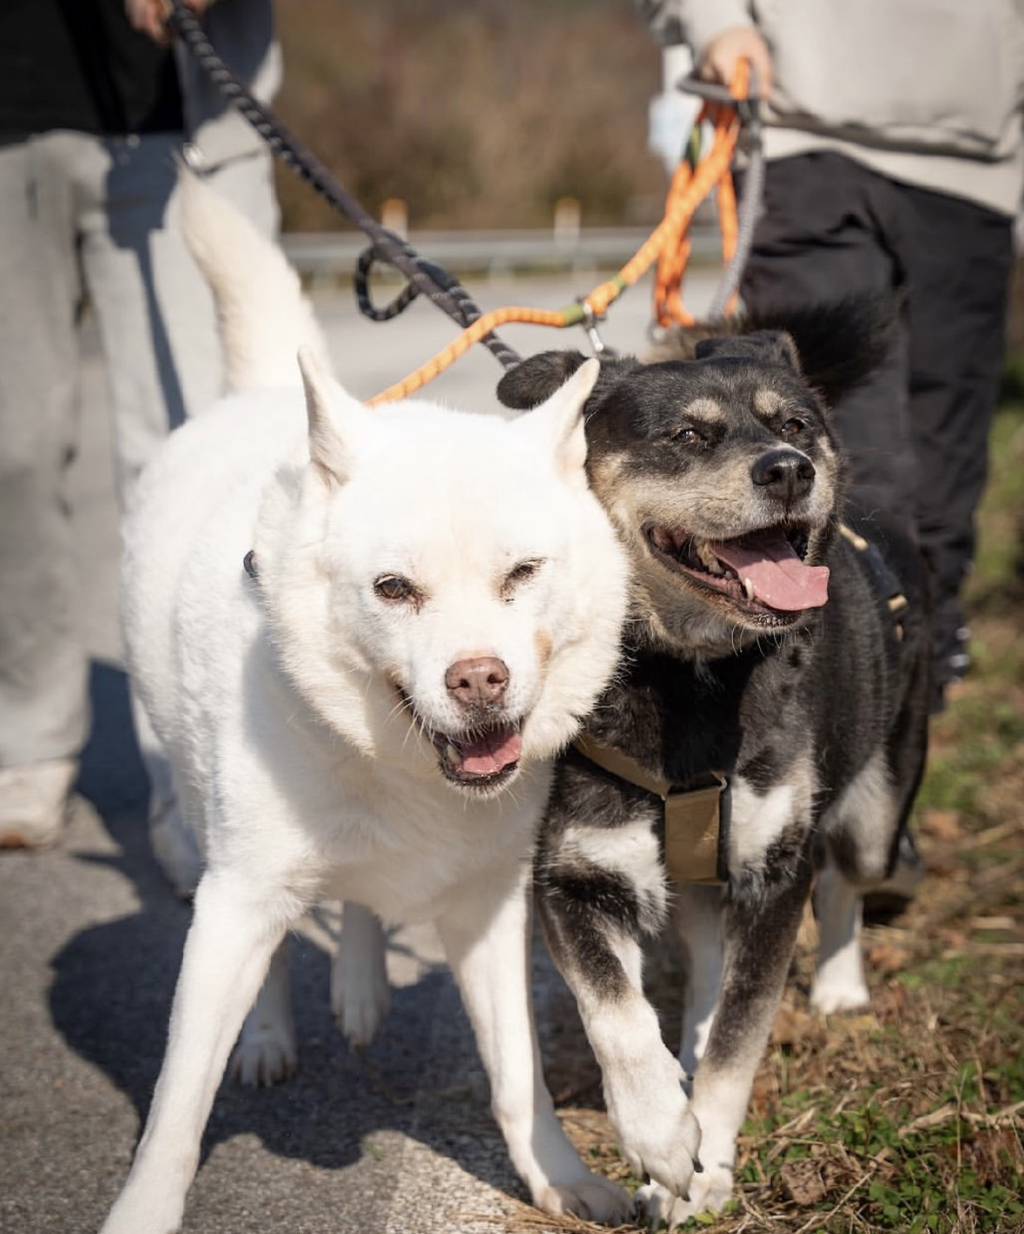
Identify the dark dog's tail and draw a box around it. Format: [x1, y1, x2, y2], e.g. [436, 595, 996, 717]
[647, 292, 898, 408]
[744, 293, 897, 407]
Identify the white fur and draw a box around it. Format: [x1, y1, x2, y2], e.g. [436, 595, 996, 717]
[826, 748, 895, 883]
[674, 886, 724, 1079]
[811, 863, 870, 1013]
[230, 941, 297, 1086]
[562, 821, 665, 891]
[331, 901, 391, 1047]
[571, 933, 701, 1198]
[102, 177, 631, 1233]
[727, 777, 798, 872]
[179, 172, 331, 392]
[811, 750, 896, 1012]
[638, 1054, 755, 1226]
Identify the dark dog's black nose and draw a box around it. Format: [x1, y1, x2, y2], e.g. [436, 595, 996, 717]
[751, 448, 815, 504]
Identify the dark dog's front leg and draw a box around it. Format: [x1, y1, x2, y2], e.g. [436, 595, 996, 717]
[648, 844, 813, 1225]
[536, 813, 700, 1199]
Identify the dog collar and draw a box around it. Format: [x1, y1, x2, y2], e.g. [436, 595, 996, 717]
[572, 735, 729, 885]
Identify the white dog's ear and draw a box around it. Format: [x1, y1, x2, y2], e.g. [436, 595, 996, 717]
[515, 356, 599, 487]
[298, 346, 374, 485]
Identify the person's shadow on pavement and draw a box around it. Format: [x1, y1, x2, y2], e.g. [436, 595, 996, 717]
[49, 661, 531, 1208]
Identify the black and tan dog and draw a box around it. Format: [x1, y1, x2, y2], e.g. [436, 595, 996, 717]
[497, 298, 930, 1224]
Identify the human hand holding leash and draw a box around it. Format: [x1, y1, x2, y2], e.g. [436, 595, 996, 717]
[699, 25, 774, 99]
[125, 0, 210, 44]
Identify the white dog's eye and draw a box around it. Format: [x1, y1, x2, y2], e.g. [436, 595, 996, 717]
[501, 558, 544, 601]
[374, 574, 419, 604]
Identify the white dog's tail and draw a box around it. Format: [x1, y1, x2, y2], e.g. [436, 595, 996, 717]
[180, 171, 330, 392]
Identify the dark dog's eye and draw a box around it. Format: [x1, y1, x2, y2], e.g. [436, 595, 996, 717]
[780, 417, 808, 438]
[374, 574, 418, 603]
[502, 558, 544, 599]
[674, 426, 705, 447]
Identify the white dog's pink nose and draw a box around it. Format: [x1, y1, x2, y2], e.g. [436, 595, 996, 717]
[445, 657, 510, 708]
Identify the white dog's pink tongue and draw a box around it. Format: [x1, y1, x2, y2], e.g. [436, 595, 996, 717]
[712, 530, 830, 611]
[458, 728, 523, 776]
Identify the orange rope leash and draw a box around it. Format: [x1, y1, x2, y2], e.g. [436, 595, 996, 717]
[368, 63, 749, 407]
[654, 60, 747, 327]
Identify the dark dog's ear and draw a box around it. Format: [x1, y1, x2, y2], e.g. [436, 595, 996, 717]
[744, 292, 898, 407]
[695, 330, 800, 371]
[497, 350, 637, 410]
[496, 351, 589, 409]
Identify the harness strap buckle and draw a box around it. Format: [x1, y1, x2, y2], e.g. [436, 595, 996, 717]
[572, 736, 728, 885]
[664, 773, 730, 886]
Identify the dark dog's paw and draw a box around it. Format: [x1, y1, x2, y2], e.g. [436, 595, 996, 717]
[639, 1167, 734, 1229]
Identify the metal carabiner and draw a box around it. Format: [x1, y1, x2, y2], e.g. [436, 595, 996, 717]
[577, 298, 616, 358]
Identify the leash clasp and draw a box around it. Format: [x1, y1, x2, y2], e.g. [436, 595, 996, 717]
[577, 298, 616, 358]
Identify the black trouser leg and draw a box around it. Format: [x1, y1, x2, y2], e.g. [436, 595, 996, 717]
[742, 154, 1015, 685]
[898, 184, 1014, 673]
[741, 153, 916, 528]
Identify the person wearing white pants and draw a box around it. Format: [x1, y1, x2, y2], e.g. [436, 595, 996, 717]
[0, 0, 280, 847]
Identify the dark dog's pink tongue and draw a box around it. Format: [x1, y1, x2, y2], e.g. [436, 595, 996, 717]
[712, 530, 830, 611]
[456, 728, 523, 776]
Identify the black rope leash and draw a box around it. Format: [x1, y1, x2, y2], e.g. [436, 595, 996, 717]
[166, 0, 521, 370]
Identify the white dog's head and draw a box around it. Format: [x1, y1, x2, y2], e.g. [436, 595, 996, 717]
[253, 351, 628, 797]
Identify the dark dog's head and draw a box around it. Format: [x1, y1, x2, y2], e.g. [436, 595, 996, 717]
[498, 296, 892, 656]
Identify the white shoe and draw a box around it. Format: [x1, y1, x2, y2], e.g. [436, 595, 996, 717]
[0, 758, 77, 849]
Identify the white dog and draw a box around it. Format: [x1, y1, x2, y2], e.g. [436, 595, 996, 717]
[101, 179, 631, 1234]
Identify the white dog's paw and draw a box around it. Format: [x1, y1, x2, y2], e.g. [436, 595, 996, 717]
[810, 977, 871, 1014]
[606, 1054, 701, 1199]
[535, 1172, 633, 1225]
[639, 1166, 734, 1228]
[229, 1022, 298, 1087]
[331, 950, 390, 1049]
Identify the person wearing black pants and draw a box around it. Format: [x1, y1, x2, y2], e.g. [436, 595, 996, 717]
[649, 0, 1022, 709]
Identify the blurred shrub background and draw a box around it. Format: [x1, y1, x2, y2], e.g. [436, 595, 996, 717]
[274, 0, 666, 232]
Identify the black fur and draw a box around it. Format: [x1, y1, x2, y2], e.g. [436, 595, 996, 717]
[512, 296, 931, 1205]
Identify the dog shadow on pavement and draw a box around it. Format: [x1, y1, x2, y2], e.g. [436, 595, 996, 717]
[49, 661, 531, 1209]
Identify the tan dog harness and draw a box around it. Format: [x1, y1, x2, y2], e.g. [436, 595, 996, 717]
[573, 735, 729, 885]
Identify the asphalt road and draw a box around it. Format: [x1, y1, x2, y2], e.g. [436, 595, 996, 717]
[0, 270, 716, 1234]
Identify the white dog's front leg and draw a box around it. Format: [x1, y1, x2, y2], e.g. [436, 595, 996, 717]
[437, 870, 631, 1225]
[101, 872, 294, 1234]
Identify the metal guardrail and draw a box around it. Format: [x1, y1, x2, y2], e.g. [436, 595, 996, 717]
[283, 224, 721, 280]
